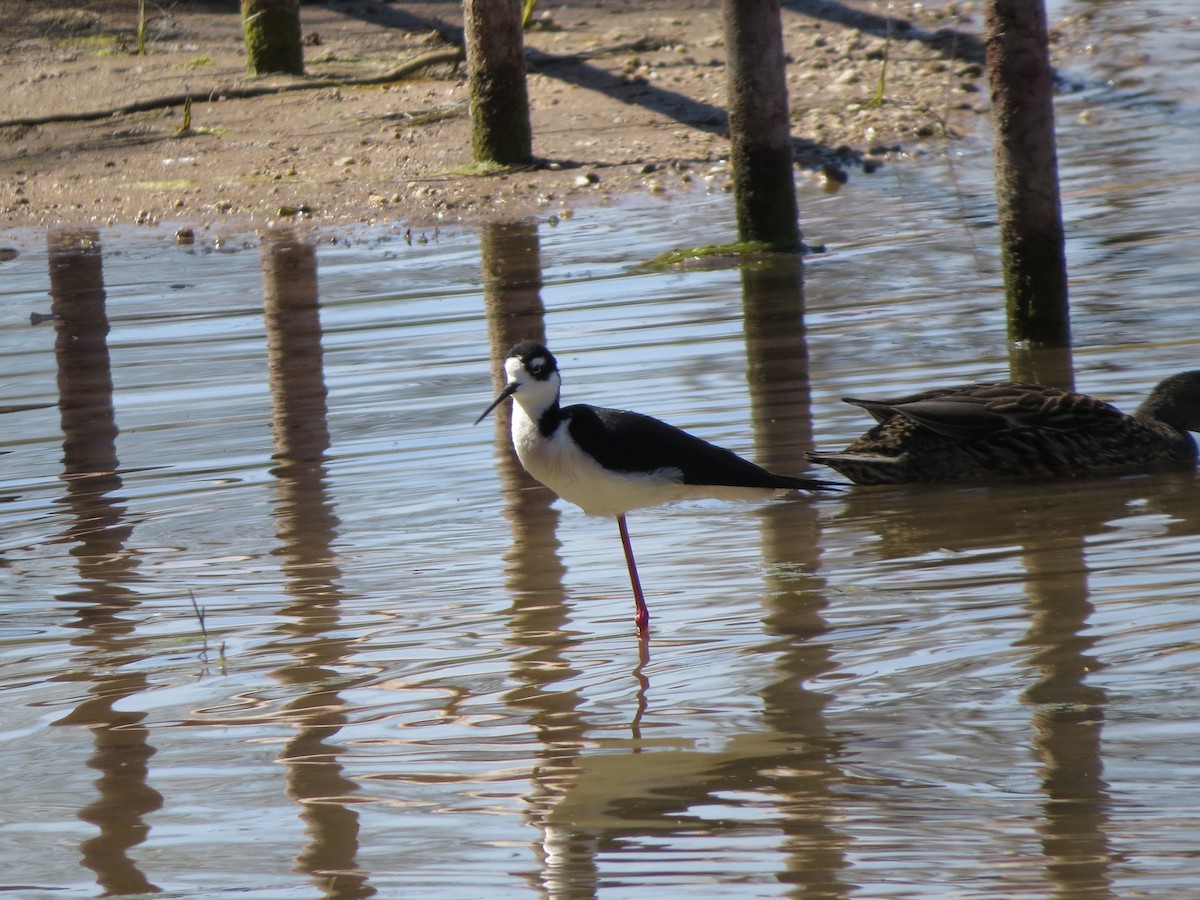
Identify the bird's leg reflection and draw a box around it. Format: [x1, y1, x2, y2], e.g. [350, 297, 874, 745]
[630, 632, 650, 739]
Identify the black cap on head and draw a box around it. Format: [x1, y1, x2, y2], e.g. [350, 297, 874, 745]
[507, 341, 558, 381]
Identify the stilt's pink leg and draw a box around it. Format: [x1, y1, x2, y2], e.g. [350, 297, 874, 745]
[617, 514, 649, 633]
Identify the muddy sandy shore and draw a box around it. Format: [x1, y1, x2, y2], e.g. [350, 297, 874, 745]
[0, 0, 1045, 234]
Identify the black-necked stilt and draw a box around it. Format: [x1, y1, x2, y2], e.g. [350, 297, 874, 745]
[476, 340, 838, 634]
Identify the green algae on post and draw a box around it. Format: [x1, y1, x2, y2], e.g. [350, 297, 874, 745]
[241, 0, 304, 76]
[464, 0, 533, 166]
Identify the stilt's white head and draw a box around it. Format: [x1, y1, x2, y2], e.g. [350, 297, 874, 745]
[475, 341, 562, 424]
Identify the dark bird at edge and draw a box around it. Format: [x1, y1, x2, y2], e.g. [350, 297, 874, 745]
[807, 371, 1200, 485]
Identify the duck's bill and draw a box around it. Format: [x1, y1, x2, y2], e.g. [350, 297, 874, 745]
[474, 382, 518, 424]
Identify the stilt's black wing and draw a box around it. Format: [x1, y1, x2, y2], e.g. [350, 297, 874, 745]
[564, 404, 833, 490]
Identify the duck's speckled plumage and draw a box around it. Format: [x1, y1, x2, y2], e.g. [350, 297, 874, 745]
[807, 371, 1200, 485]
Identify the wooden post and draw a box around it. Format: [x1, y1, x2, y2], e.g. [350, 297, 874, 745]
[723, 0, 799, 251]
[241, 0, 304, 76]
[48, 230, 118, 478]
[984, 0, 1069, 347]
[260, 232, 327, 465]
[464, 0, 533, 166]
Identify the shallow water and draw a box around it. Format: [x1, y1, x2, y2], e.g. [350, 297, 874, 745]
[3, 1, 1200, 897]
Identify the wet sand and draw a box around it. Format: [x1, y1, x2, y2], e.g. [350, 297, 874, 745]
[0, 0, 993, 232]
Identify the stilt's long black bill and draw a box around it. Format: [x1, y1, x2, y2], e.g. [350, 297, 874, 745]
[474, 382, 518, 424]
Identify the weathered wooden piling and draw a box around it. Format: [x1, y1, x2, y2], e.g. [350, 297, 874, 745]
[984, 0, 1070, 347]
[48, 230, 119, 476]
[464, 0, 533, 166]
[260, 233, 328, 464]
[723, 0, 800, 251]
[241, 0, 305, 76]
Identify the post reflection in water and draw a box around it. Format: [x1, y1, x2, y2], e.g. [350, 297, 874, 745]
[46, 229, 163, 896]
[1010, 340, 1119, 897]
[479, 220, 563, 601]
[829, 471, 1192, 896]
[260, 232, 376, 900]
[742, 255, 852, 896]
[480, 222, 602, 896]
[1018, 529, 1115, 899]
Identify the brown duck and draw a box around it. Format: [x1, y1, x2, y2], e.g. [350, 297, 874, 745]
[807, 371, 1200, 485]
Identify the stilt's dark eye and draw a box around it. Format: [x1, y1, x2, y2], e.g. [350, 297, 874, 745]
[527, 356, 546, 377]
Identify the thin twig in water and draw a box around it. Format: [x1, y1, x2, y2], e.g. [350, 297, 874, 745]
[189, 589, 207, 636]
[189, 589, 211, 659]
[189, 590, 228, 674]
